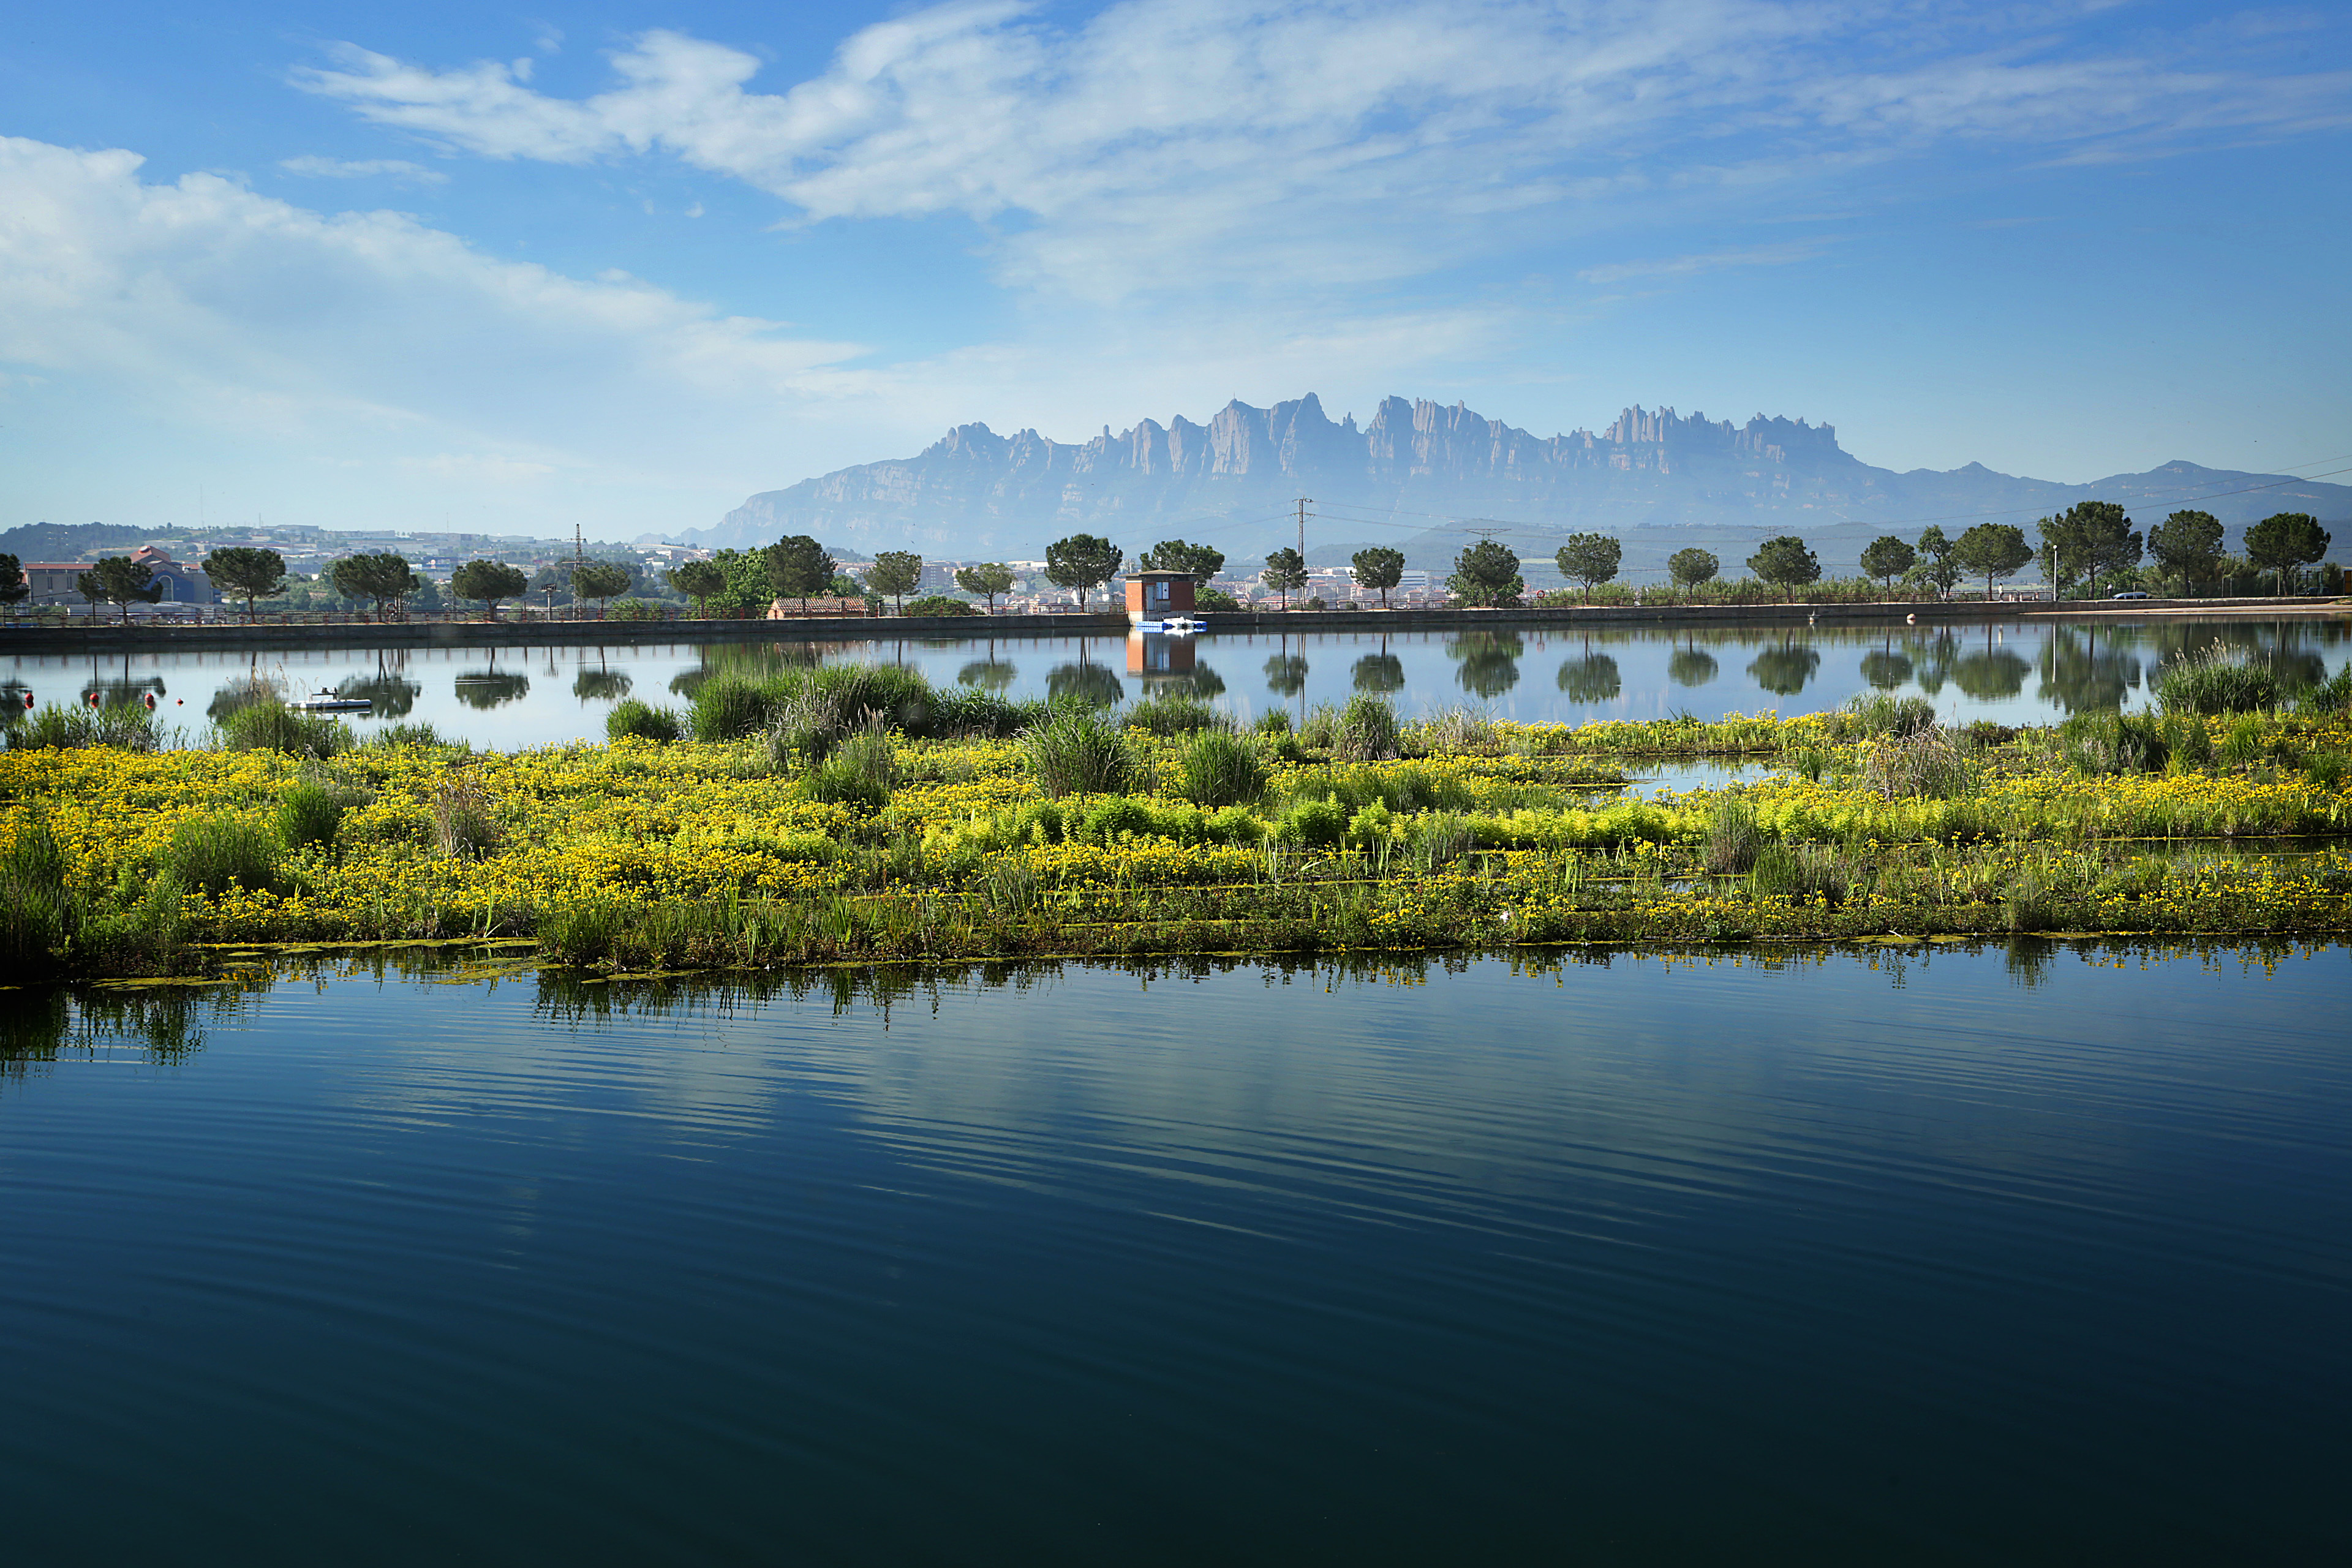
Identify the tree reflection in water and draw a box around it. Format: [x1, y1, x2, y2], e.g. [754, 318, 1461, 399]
[454, 672, 532, 710]
[2037, 626, 2139, 713]
[336, 673, 422, 718]
[573, 669, 634, 703]
[957, 659, 1017, 692]
[1556, 652, 1621, 702]
[1447, 631, 1521, 698]
[1263, 655, 1309, 697]
[1860, 650, 1914, 690]
[1352, 654, 1405, 694]
[1048, 661, 1125, 707]
[1747, 643, 1820, 696]
[1667, 647, 1719, 687]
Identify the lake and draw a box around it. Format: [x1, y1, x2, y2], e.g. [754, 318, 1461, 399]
[2, 944, 2345, 1562]
[8, 614, 2345, 748]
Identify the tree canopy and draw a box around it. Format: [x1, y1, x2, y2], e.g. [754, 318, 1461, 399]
[205, 546, 287, 621]
[867, 551, 924, 613]
[1746, 536, 1820, 600]
[450, 559, 529, 620]
[0, 552, 24, 610]
[665, 560, 728, 616]
[1913, 526, 1961, 599]
[2146, 510, 2224, 592]
[78, 557, 165, 623]
[1859, 535, 1916, 594]
[1554, 533, 1621, 602]
[2039, 502, 2141, 597]
[1666, 547, 1718, 600]
[1447, 540, 1523, 608]
[571, 560, 633, 614]
[1261, 547, 1308, 608]
[1139, 540, 1224, 584]
[952, 562, 1015, 611]
[1350, 546, 1405, 608]
[765, 536, 839, 608]
[2243, 511, 2331, 595]
[330, 552, 417, 621]
[1044, 533, 1123, 609]
[1953, 523, 2034, 600]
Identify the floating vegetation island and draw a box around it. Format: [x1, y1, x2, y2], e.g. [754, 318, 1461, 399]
[4, 659, 2350, 979]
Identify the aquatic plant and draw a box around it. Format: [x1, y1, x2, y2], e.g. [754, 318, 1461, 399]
[1022, 709, 1139, 797]
[606, 699, 683, 744]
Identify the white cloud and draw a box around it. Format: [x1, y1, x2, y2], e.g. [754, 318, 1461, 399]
[279, 154, 448, 184]
[0, 135, 907, 533]
[292, 1, 2352, 301]
[1577, 240, 1830, 285]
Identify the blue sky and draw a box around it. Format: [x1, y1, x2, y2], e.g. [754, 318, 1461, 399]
[2, 1, 2346, 541]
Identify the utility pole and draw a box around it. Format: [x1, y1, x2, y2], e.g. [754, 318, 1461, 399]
[1296, 497, 1311, 567]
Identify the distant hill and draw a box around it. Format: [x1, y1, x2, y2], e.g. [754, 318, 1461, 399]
[679, 394, 2351, 569]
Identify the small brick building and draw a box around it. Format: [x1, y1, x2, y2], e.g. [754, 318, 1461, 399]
[1125, 570, 1196, 624]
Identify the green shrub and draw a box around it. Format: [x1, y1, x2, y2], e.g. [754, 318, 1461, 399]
[606, 699, 683, 743]
[2299, 665, 2352, 715]
[1275, 794, 1348, 847]
[1022, 709, 1139, 797]
[1125, 694, 1223, 735]
[1845, 692, 1937, 738]
[2302, 748, 2346, 790]
[273, 782, 348, 853]
[2156, 643, 2280, 715]
[1254, 710, 1292, 736]
[1173, 729, 1267, 807]
[808, 726, 898, 808]
[900, 595, 981, 617]
[929, 688, 1039, 737]
[1749, 842, 1850, 906]
[1296, 704, 1340, 750]
[2059, 711, 2169, 774]
[218, 701, 349, 759]
[813, 664, 933, 731]
[7, 703, 161, 752]
[164, 816, 285, 897]
[1332, 695, 1400, 762]
[692, 676, 777, 741]
[369, 722, 461, 750]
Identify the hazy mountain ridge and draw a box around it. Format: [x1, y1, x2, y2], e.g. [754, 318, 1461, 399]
[680, 394, 2351, 560]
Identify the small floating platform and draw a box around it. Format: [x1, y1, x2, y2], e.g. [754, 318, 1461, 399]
[288, 691, 372, 712]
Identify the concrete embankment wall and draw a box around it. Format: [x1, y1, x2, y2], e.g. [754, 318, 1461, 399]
[2, 597, 2340, 655]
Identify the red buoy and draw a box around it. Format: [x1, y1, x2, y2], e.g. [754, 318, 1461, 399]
[143, 692, 157, 710]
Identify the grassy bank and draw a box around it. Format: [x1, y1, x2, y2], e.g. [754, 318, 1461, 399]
[4, 680, 2349, 979]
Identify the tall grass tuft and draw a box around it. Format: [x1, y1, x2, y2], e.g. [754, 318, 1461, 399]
[7, 703, 162, 752]
[1124, 694, 1224, 735]
[808, 725, 899, 808]
[1864, 725, 1972, 799]
[1332, 695, 1401, 762]
[1844, 692, 1937, 738]
[218, 701, 349, 759]
[1023, 709, 1139, 797]
[1704, 798, 1763, 873]
[1, 818, 80, 972]
[2156, 641, 2279, 715]
[369, 722, 462, 750]
[1409, 706, 1498, 755]
[2058, 710, 2169, 775]
[692, 676, 777, 742]
[1173, 729, 1267, 807]
[606, 699, 683, 743]
[431, 771, 502, 859]
[164, 816, 285, 897]
[273, 781, 349, 853]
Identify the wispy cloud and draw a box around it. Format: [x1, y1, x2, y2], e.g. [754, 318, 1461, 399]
[290, 1, 2352, 303]
[1577, 240, 1830, 285]
[279, 154, 448, 184]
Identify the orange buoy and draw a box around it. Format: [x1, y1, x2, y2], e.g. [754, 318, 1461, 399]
[143, 692, 157, 710]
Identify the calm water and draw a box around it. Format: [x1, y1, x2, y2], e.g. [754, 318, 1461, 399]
[3, 945, 2346, 1563]
[8, 614, 2345, 748]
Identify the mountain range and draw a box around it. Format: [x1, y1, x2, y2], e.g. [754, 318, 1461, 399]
[677, 394, 2351, 568]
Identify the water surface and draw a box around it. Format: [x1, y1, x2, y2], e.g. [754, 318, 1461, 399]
[8, 614, 2343, 748]
[3, 944, 2346, 1562]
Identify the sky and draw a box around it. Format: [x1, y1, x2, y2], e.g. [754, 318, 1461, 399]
[1, 1, 2347, 543]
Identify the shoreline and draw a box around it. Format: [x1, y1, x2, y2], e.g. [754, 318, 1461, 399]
[2, 595, 2343, 654]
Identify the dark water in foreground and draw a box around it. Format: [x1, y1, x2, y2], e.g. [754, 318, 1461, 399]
[3, 945, 2348, 1564]
[9, 613, 2345, 748]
